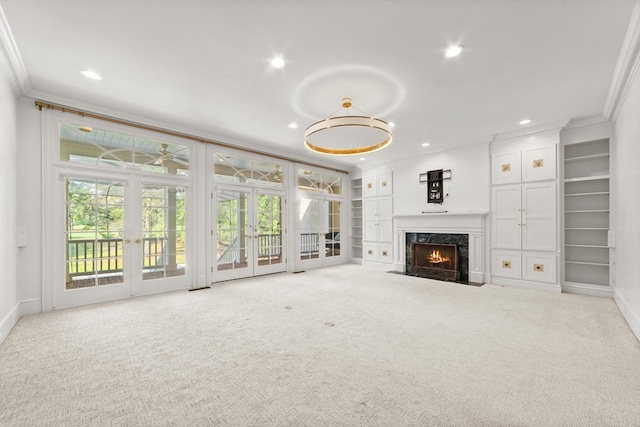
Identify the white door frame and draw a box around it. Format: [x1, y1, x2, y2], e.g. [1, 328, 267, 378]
[51, 169, 192, 309]
[295, 194, 345, 271]
[212, 184, 286, 282]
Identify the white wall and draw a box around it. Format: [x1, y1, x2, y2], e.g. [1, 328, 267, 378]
[0, 63, 18, 344]
[389, 143, 490, 215]
[613, 64, 640, 340]
[16, 99, 42, 312]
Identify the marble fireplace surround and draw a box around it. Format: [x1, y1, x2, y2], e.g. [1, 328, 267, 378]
[393, 213, 488, 284]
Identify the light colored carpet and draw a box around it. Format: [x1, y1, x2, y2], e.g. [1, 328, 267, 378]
[1, 264, 639, 426]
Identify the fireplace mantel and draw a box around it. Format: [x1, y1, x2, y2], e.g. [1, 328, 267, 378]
[393, 212, 488, 283]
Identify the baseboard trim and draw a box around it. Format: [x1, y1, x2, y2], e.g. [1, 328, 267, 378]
[0, 302, 20, 346]
[562, 283, 614, 298]
[488, 277, 562, 293]
[20, 298, 42, 316]
[614, 290, 640, 343]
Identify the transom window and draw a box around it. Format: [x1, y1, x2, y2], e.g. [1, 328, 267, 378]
[59, 122, 190, 176]
[297, 168, 342, 194]
[213, 152, 284, 187]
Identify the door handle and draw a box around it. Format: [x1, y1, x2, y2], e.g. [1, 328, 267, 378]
[135, 238, 142, 244]
[125, 239, 131, 244]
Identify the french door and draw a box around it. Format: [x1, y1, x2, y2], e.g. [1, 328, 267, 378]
[214, 186, 285, 281]
[297, 196, 343, 270]
[54, 174, 189, 308]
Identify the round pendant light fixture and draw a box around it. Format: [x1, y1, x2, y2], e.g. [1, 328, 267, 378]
[303, 97, 393, 156]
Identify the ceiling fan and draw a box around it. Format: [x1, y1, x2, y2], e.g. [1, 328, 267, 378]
[156, 143, 174, 165]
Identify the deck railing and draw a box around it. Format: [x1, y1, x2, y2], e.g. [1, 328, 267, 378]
[67, 237, 166, 276]
[68, 233, 318, 273]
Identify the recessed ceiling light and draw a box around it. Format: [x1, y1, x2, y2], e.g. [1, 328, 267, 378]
[445, 45, 463, 58]
[80, 69, 102, 80]
[270, 57, 285, 68]
[359, 157, 366, 161]
[388, 122, 396, 128]
[288, 122, 298, 129]
[519, 119, 532, 125]
[422, 142, 430, 147]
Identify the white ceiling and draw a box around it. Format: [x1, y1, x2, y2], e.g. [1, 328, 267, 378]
[0, 0, 635, 169]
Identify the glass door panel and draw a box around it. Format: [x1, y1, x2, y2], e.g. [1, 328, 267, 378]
[325, 200, 341, 258]
[255, 193, 283, 267]
[141, 185, 187, 280]
[299, 197, 321, 262]
[65, 178, 125, 289]
[216, 189, 250, 273]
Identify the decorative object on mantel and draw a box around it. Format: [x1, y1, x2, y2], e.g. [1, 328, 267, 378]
[419, 169, 451, 204]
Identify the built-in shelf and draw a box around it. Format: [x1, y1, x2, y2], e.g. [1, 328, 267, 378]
[565, 227, 608, 231]
[564, 175, 610, 183]
[563, 138, 610, 289]
[564, 153, 609, 162]
[350, 178, 363, 261]
[565, 192, 609, 197]
[565, 261, 609, 267]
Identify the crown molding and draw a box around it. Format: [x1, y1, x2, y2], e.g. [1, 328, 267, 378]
[0, 5, 31, 96]
[604, 0, 640, 120]
[491, 119, 571, 142]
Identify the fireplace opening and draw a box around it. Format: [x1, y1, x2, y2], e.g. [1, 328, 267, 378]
[411, 243, 458, 282]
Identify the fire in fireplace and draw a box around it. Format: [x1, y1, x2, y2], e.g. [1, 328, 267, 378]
[411, 243, 458, 281]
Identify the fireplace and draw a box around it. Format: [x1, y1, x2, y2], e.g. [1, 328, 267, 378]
[393, 213, 486, 284]
[405, 232, 469, 283]
[411, 243, 458, 281]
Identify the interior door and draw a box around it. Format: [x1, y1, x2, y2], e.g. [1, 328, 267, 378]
[214, 187, 285, 281]
[55, 175, 189, 308]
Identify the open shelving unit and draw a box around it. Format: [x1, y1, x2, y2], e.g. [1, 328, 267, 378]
[350, 178, 363, 260]
[563, 139, 610, 289]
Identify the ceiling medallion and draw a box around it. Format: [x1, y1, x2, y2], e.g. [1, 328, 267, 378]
[303, 97, 393, 156]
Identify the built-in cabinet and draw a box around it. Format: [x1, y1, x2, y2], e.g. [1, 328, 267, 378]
[563, 138, 611, 290]
[491, 132, 560, 290]
[362, 172, 393, 264]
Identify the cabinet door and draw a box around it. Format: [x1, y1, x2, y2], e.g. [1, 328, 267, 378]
[363, 243, 378, 261]
[492, 152, 521, 185]
[378, 244, 393, 263]
[492, 185, 522, 249]
[362, 175, 377, 198]
[363, 198, 378, 241]
[492, 250, 522, 279]
[522, 252, 556, 283]
[377, 197, 393, 242]
[377, 172, 392, 196]
[522, 145, 556, 182]
[522, 183, 556, 251]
